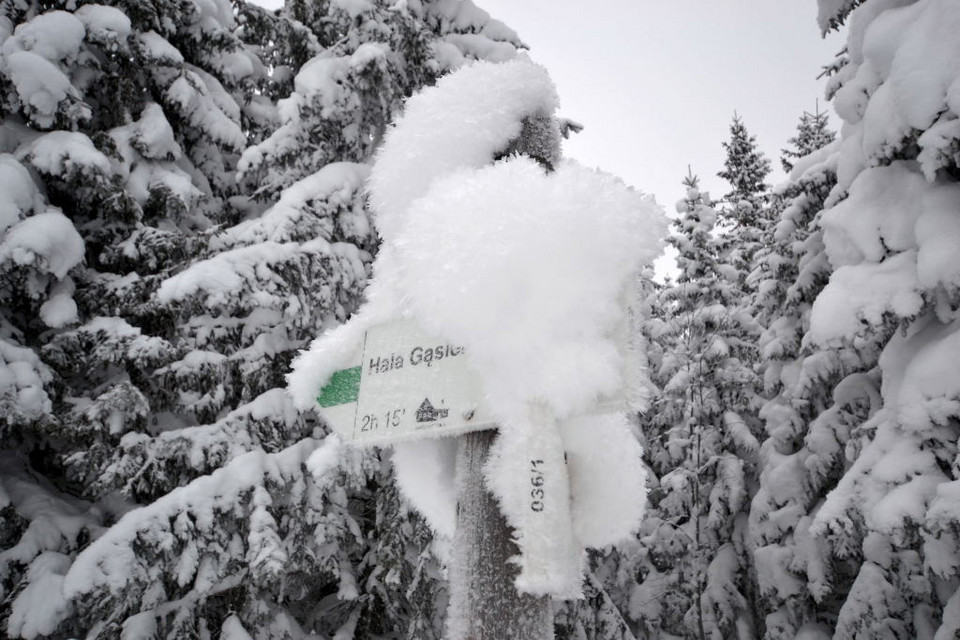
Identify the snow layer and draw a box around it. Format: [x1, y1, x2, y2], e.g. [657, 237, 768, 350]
[0, 154, 40, 232]
[368, 58, 559, 241]
[811, 161, 960, 344]
[61, 438, 322, 602]
[3, 51, 74, 127]
[75, 4, 131, 43]
[397, 157, 659, 419]
[829, 0, 960, 190]
[289, 60, 666, 597]
[21, 130, 111, 178]
[806, 0, 960, 635]
[1, 10, 85, 62]
[0, 211, 84, 279]
[216, 162, 369, 248]
[0, 340, 53, 421]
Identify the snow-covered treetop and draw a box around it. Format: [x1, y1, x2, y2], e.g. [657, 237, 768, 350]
[781, 103, 836, 173]
[717, 113, 771, 212]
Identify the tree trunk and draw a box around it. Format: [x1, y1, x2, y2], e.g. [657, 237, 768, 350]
[446, 429, 553, 640]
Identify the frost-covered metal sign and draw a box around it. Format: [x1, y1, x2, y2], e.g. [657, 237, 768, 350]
[315, 319, 497, 444]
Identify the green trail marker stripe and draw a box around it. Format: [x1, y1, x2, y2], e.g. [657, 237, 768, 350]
[316, 366, 362, 407]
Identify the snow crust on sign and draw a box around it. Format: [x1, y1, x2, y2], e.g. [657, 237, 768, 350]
[558, 414, 647, 547]
[396, 157, 659, 418]
[390, 437, 459, 538]
[289, 60, 667, 596]
[367, 58, 559, 241]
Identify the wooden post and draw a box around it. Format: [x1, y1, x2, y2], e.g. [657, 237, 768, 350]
[446, 429, 553, 640]
[446, 114, 563, 640]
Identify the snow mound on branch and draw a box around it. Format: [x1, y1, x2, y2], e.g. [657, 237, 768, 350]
[157, 241, 319, 306]
[0, 154, 41, 233]
[21, 130, 111, 178]
[3, 52, 75, 127]
[0, 211, 84, 279]
[217, 162, 369, 248]
[810, 161, 960, 344]
[428, 0, 520, 43]
[6, 552, 71, 639]
[1, 10, 85, 62]
[75, 4, 131, 43]
[0, 340, 53, 420]
[40, 286, 78, 328]
[61, 438, 322, 602]
[137, 31, 183, 65]
[829, 0, 960, 189]
[368, 58, 559, 241]
[288, 43, 388, 119]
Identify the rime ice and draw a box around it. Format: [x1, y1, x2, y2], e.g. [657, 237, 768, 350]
[289, 59, 667, 597]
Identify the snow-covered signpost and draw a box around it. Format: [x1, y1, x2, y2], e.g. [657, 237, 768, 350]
[288, 59, 667, 639]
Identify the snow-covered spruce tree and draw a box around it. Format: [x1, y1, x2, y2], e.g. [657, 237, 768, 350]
[717, 113, 772, 228]
[780, 103, 836, 174]
[0, 0, 264, 635]
[632, 171, 762, 639]
[746, 137, 889, 639]
[749, 109, 837, 333]
[715, 113, 774, 341]
[775, 1, 960, 637]
[0, 0, 524, 638]
[236, 0, 520, 202]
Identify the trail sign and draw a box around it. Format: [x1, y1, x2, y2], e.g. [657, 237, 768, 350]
[315, 319, 498, 444]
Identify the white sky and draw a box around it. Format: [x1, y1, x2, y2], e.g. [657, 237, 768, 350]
[477, 1, 843, 211]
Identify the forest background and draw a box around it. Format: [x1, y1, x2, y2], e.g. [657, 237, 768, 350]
[1, 0, 960, 639]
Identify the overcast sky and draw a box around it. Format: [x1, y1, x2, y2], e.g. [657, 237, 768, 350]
[477, 1, 843, 212]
